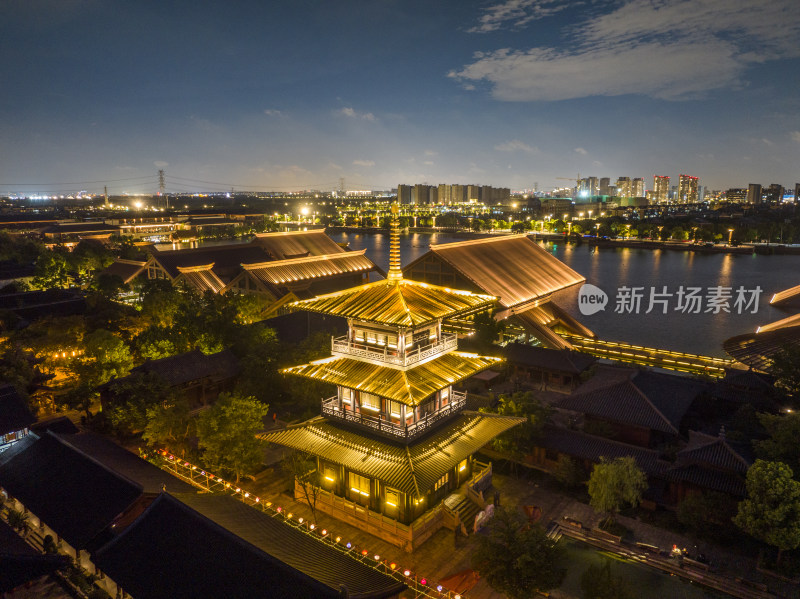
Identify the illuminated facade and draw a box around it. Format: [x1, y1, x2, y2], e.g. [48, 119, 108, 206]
[678, 174, 699, 202]
[261, 204, 523, 549]
[653, 175, 670, 203]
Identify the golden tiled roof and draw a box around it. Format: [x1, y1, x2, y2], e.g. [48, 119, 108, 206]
[176, 266, 227, 293]
[417, 235, 585, 309]
[290, 279, 497, 327]
[258, 412, 524, 496]
[282, 351, 503, 406]
[242, 251, 374, 286]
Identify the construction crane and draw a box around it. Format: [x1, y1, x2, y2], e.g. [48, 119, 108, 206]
[555, 174, 581, 187]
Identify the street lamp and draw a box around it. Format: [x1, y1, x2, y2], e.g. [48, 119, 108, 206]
[728, 228, 734, 245]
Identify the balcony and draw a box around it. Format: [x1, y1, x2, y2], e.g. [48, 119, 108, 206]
[331, 333, 458, 368]
[321, 390, 467, 443]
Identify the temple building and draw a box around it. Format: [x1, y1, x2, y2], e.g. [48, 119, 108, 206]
[402, 235, 593, 349]
[260, 206, 524, 551]
[104, 230, 382, 317]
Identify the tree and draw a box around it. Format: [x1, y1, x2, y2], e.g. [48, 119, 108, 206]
[196, 392, 269, 483]
[32, 251, 70, 289]
[72, 328, 133, 387]
[472, 309, 505, 350]
[104, 372, 176, 436]
[769, 345, 800, 408]
[143, 396, 195, 458]
[677, 490, 738, 539]
[484, 392, 551, 460]
[754, 412, 800, 476]
[471, 507, 565, 598]
[587, 457, 647, 525]
[553, 455, 586, 489]
[733, 460, 800, 566]
[285, 450, 322, 523]
[580, 560, 633, 599]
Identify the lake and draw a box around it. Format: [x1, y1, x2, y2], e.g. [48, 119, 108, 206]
[327, 231, 800, 357]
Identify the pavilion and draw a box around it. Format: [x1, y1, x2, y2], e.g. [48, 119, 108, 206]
[260, 205, 524, 551]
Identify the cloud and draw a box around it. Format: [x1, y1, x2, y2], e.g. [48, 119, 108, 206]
[337, 107, 376, 121]
[467, 0, 568, 33]
[453, 0, 800, 101]
[264, 109, 283, 117]
[761, 138, 774, 146]
[791, 131, 800, 143]
[154, 160, 169, 168]
[574, 147, 587, 155]
[494, 139, 538, 153]
[423, 161, 435, 166]
[424, 149, 438, 156]
[353, 160, 375, 167]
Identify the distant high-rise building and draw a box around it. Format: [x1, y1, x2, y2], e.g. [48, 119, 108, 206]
[632, 178, 645, 198]
[653, 175, 670, 203]
[599, 177, 611, 196]
[678, 174, 699, 202]
[746, 183, 762, 205]
[578, 177, 598, 197]
[794, 183, 800, 203]
[697, 185, 705, 202]
[397, 184, 412, 204]
[765, 183, 783, 204]
[616, 177, 632, 198]
[412, 184, 437, 205]
[726, 188, 747, 202]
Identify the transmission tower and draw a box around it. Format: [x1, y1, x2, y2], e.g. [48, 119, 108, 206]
[158, 169, 167, 209]
[104, 185, 109, 206]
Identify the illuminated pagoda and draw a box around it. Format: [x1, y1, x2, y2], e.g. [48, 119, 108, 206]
[260, 204, 524, 551]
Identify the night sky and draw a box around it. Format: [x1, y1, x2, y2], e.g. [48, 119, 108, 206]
[1, 0, 799, 195]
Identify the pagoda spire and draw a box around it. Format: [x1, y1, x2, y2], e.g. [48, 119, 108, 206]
[386, 201, 403, 283]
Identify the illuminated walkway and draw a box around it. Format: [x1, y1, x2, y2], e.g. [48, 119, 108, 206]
[563, 335, 734, 377]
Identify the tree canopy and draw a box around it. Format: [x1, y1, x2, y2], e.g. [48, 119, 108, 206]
[471, 507, 565, 598]
[587, 456, 647, 523]
[196, 392, 269, 483]
[733, 460, 800, 564]
[754, 412, 800, 478]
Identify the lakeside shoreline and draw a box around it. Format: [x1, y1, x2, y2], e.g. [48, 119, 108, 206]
[326, 226, 800, 255]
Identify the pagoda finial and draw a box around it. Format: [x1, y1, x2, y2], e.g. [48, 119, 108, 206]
[386, 201, 403, 283]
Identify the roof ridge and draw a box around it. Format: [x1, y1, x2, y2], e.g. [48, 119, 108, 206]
[629, 377, 679, 435]
[430, 234, 527, 250]
[404, 445, 421, 498]
[48, 431, 144, 494]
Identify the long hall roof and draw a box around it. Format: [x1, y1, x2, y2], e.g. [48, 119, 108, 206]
[282, 351, 502, 406]
[258, 412, 524, 497]
[290, 278, 496, 327]
[408, 235, 584, 309]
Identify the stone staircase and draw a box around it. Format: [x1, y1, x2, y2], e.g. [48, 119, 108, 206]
[444, 493, 482, 534]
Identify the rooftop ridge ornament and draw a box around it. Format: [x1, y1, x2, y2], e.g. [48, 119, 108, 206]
[386, 202, 403, 283]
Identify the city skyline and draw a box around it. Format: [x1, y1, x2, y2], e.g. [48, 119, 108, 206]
[1, 0, 799, 195]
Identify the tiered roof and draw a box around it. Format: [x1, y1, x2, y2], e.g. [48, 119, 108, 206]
[290, 279, 496, 328]
[259, 412, 524, 497]
[283, 352, 502, 406]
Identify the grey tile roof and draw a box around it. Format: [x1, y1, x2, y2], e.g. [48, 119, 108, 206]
[0, 384, 35, 435]
[55, 431, 197, 495]
[126, 348, 240, 387]
[558, 370, 705, 435]
[0, 432, 142, 550]
[676, 431, 751, 474]
[503, 342, 596, 374]
[94, 493, 406, 599]
[536, 425, 666, 476]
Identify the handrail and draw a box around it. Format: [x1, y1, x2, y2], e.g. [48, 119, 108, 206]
[322, 392, 467, 441]
[331, 333, 458, 367]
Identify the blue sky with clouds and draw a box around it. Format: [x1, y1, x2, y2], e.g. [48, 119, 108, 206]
[1, 0, 798, 195]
